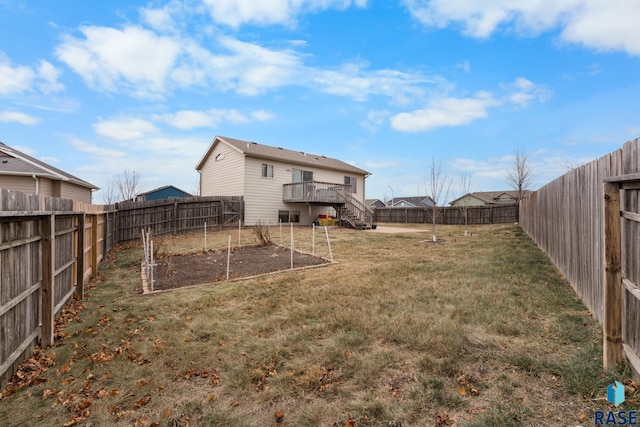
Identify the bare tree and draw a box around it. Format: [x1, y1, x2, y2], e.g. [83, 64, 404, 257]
[100, 180, 118, 205]
[107, 169, 142, 202]
[506, 148, 533, 202]
[457, 173, 473, 236]
[427, 158, 451, 242]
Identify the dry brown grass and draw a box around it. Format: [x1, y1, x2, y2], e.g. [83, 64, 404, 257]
[0, 224, 633, 426]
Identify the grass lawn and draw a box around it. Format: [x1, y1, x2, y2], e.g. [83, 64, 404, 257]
[0, 224, 634, 426]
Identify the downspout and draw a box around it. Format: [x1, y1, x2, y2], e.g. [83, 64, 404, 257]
[32, 174, 39, 194]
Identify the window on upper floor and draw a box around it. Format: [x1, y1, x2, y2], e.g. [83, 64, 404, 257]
[262, 163, 274, 178]
[292, 168, 313, 182]
[344, 176, 357, 193]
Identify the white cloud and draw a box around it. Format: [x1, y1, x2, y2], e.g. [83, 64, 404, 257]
[313, 63, 437, 104]
[390, 77, 549, 132]
[54, 22, 441, 104]
[0, 110, 40, 125]
[391, 92, 499, 132]
[155, 108, 274, 130]
[403, 0, 640, 56]
[56, 26, 182, 97]
[94, 117, 159, 140]
[69, 137, 127, 157]
[0, 53, 63, 96]
[36, 61, 65, 94]
[0, 54, 35, 95]
[503, 77, 551, 108]
[251, 110, 275, 121]
[202, 0, 369, 28]
[359, 110, 391, 132]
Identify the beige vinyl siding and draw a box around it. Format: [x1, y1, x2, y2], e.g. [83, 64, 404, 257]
[38, 178, 53, 197]
[0, 176, 92, 202]
[244, 157, 296, 225]
[59, 182, 93, 204]
[0, 175, 37, 194]
[199, 143, 245, 197]
[451, 195, 486, 207]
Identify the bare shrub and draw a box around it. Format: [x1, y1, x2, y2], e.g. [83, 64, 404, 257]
[253, 221, 273, 246]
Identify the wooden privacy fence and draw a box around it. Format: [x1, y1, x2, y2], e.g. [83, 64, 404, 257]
[1, 192, 242, 388]
[115, 196, 244, 242]
[520, 137, 640, 374]
[374, 204, 517, 225]
[0, 190, 114, 388]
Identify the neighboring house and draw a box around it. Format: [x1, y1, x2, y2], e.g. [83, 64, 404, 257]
[195, 136, 372, 226]
[136, 185, 191, 201]
[366, 198, 386, 208]
[388, 196, 435, 208]
[449, 191, 529, 207]
[0, 142, 98, 204]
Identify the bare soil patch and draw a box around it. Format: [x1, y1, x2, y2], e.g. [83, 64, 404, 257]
[153, 245, 330, 291]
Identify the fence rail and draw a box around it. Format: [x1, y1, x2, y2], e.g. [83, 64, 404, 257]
[1, 192, 245, 388]
[373, 204, 517, 225]
[115, 196, 244, 242]
[520, 136, 640, 375]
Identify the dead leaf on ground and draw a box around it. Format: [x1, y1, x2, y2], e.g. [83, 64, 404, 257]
[274, 408, 285, 424]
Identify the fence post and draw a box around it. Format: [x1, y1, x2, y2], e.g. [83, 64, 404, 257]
[41, 214, 55, 347]
[173, 202, 178, 235]
[76, 213, 85, 297]
[603, 181, 623, 369]
[91, 214, 98, 279]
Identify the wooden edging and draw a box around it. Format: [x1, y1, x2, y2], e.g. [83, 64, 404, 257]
[140, 246, 336, 296]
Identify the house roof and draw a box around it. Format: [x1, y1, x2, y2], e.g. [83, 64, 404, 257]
[0, 142, 98, 190]
[389, 196, 435, 207]
[137, 185, 191, 197]
[449, 190, 529, 205]
[195, 135, 370, 176]
[365, 198, 385, 206]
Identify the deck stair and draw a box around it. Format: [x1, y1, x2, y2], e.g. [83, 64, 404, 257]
[335, 187, 375, 230]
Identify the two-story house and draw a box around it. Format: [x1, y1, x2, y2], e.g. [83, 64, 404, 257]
[195, 136, 372, 227]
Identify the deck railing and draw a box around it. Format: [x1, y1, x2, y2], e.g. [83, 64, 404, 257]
[282, 181, 351, 203]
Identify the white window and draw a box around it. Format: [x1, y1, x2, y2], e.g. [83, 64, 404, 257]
[262, 163, 274, 178]
[292, 168, 313, 182]
[344, 176, 357, 193]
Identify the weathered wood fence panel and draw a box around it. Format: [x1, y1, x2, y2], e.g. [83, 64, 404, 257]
[520, 137, 640, 374]
[115, 196, 244, 242]
[0, 192, 115, 389]
[1, 192, 239, 389]
[373, 204, 517, 225]
[0, 190, 42, 391]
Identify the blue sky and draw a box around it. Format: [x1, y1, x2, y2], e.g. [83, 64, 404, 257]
[1, 0, 639, 203]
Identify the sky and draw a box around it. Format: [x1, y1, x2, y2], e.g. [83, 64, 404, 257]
[1, 0, 639, 203]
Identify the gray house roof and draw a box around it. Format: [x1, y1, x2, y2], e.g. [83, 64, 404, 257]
[449, 190, 530, 206]
[196, 135, 370, 176]
[0, 142, 98, 189]
[389, 196, 435, 207]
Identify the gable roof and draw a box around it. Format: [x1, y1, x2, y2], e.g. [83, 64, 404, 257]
[137, 185, 191, 197]
[196, 135, 370, 176]
[389, 196, 435, 207]
[449, 190, 529, 205]
[365, 198, 385, 207]
[0, 142, 98, 190]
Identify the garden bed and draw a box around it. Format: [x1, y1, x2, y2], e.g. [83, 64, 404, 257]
[149, 245, 331, 292]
